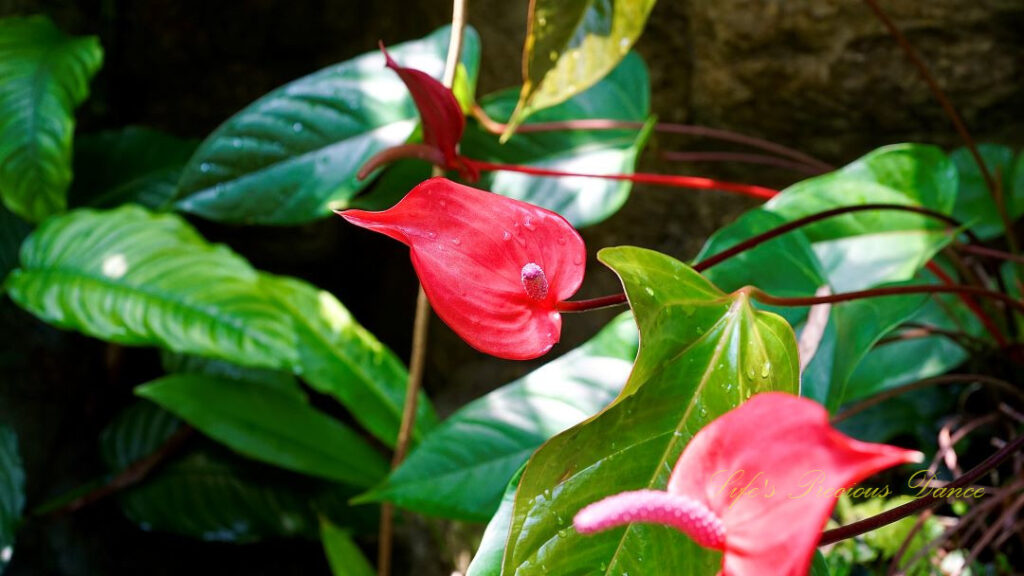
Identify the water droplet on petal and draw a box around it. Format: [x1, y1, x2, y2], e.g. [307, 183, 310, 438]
[557, 235, 567, 245]
[231, 138, 242, 149]
[427, 231, 437, 239]
[502, 230, 512, 241]
[523, 215, 535, 230]
[760, 361, 771, 378]
[619, 37, 630, 53]
[572, 255, 584, 266]
[199, 162, 212, 173]
[452, 237, 461, 246]
[439, 199, 447, 208]
[292, 122, 303, 133]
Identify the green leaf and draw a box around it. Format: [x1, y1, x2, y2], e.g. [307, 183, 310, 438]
[161, 351, 305, 401]
[502, 246, 799, 576]
[463, 52, 652, 228]
[503, 0, 656, 137]
[696, 208, 827, 325]
[811, 551, 831, 576]
[466, 465, 524, 576]
[70, 126, 198, 209]
[765, 144, 958, 290]
[174, 26, 480, 225]
[0, 16, 103, 222]
[950, 144, 1021, 239]
[136, 373, 388, 487]
[800, 284, 927, 411]
[99, 401, 182, 471]
[0, 424, 24, 574]
[4, 205, 297, 370]
[360, 313, 638, 521]
[118, 447, 368, 542]
[259, 274, 436, 448]
[321, 517, 375, 576]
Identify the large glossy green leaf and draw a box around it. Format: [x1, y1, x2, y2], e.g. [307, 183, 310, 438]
[70, 126, 197, 209]
[503, 0, 656, 136]
[502, 246, 799, 576]
[800, 285, 927, 411]
[259, 274, 436, 447]
[765, 144, 958, 291]
[3, 206, 297, 370]
[463, 52, 651, 228]
[360, 313, 638, 521]
[0, 16, 103, 222]
[466, 465, 524, 576]
[0, 424, 24, 574]
[161, 351, 304, 400]
[136, 374, 388, 487]
[174, 26, 480, 225]
[321, 518, 375, 576]
[950, 144, 1022, 240]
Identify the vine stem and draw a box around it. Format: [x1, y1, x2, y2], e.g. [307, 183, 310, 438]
[377, 2, 467, 575]
[471, 105, 833, 172]
[690, 203, 975, 272]
[661, 150, 825, 175]
[862, 0, 1018, 253]
[818, 432, 1024, 546]
[460, 158, 779, 200]
[747, 285, 1024, 316]
[831, 374, 1024, 424]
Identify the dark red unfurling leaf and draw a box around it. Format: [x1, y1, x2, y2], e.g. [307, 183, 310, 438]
[380, 42, 464, 165]
[575, 393, 921, 576]
[337, 178, 586, 360]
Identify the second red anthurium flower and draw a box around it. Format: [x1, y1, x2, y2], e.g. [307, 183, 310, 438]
[337, 177, 586, 360]
[574, 392, 922, 576]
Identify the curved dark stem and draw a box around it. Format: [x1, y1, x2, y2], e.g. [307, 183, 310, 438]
[958, 244, 1024, 266]
[862, 0, 1017, 253]
[693, 203, 975, 272]
[45, 426, 193, 517]
[471, 105, 834, 172]
[556, 293, 629, 313]
[748, 285, 1024, 316]
[357, 143, 446, 181]
[818, 432, 1024, 546]
[661, 150, 826, 175]
[832, 374, 1024, 424]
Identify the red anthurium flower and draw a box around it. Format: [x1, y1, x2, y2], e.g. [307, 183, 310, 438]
[358, 44, 477, 180]
[336, 177, 586, 360]
[574, 392, 922, 576]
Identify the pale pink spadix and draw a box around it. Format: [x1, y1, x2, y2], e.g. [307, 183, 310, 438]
[574, 489, 725, 549]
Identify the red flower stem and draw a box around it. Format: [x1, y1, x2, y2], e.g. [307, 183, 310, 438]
[692, 203, 975, 272]
[357, 143, 446, 181]
[661, 150, 826, 175]
[818, 432, 1024, 546]
[747, 285, 1024, 317]
[831, 374, 1024, 424]
[460, 158, 779, 200]
[957, 243, 1024, 265]
[555, 293, 629, 313]
[471, 105, 833, 173]
[925, 261, 1008, 347]
[862, 0, 1018, 253]
[377, 2, 467, 575]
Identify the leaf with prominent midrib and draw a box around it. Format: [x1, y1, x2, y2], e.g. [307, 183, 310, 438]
[462, 52, 651, 228]
[174, 26, 480, 225]
[3, 205, 297, 370]
[358, 312, 638, 521]
[502, 246, 799, 576]
[136, 373, 389, 487]
[259, 274, 436, 448]
[503, 0, 656, 137]
[0, 16, 103, 222]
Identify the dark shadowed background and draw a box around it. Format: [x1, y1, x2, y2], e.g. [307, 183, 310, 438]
[1, 0, 1022, 574]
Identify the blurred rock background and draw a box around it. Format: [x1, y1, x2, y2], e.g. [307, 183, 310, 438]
[0, 0, 1021, 574]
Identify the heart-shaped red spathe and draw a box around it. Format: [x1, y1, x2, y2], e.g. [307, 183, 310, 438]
[337, 177, 586, 360]
[381, 42, 464, 166]
[575, 392, 921, 576]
